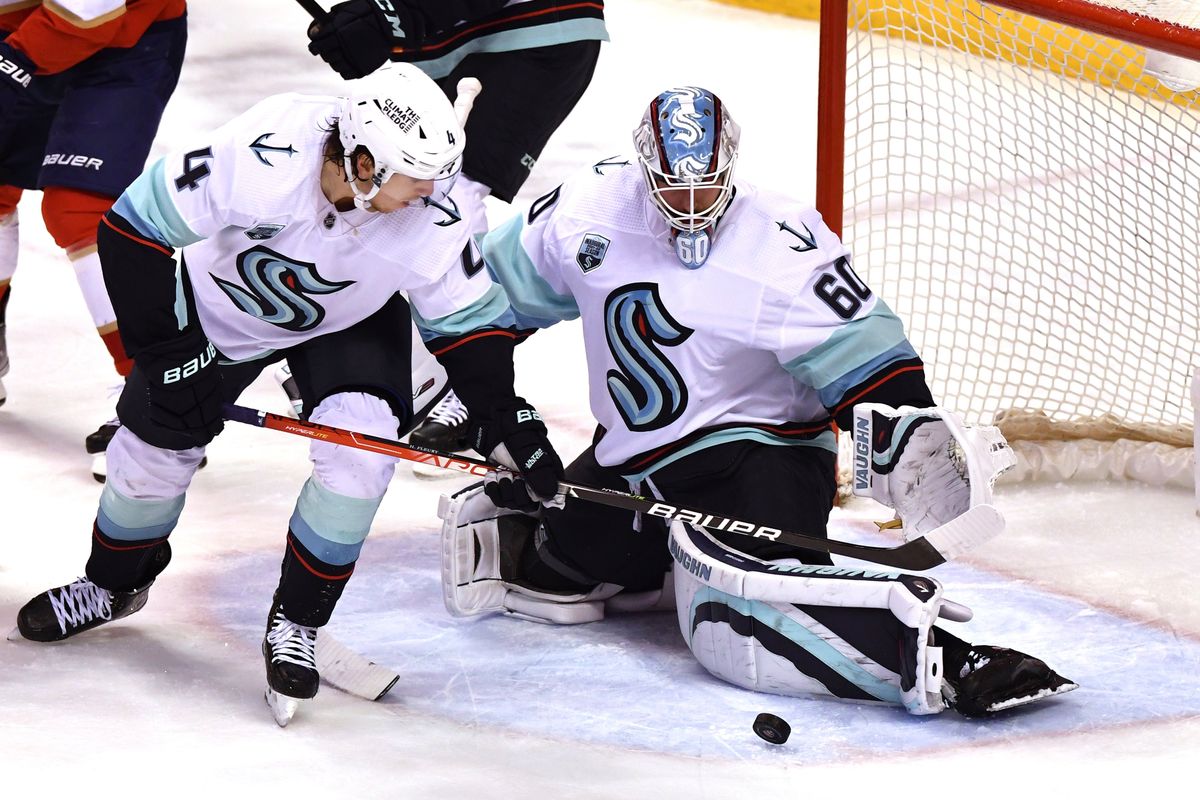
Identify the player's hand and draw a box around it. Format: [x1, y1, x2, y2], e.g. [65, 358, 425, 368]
[121, 330, 225, 450]
[0, 41, 36, 114]
[472, 400, 564, 511]
[306, 0, 424, 80]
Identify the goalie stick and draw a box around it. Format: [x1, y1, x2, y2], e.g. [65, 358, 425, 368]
[223, 403, 1002, 571]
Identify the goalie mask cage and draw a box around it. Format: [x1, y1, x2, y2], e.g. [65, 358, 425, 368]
[816, 0, 1200, 486]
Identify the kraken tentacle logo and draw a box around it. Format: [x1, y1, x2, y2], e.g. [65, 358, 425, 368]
[604, 283, 694, 432]
[213, 246, 354, 332]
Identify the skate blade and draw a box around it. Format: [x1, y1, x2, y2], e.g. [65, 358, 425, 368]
[265, 687, 304, 727]
[987, 680, 1079, 714]
[6, 625, 25, 642]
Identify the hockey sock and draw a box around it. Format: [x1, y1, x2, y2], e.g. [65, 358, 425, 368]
[84, 522, 173, 593]
[276, 531, 355, 627]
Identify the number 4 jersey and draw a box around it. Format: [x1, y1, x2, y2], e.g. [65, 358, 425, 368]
[111, 92, 504, 361]
[482, 162, 927, 476]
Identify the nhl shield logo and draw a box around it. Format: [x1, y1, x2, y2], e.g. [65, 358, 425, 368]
[577, 233, 610, 273]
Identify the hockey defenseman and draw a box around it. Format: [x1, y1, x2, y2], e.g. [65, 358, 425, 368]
[13, 65, 563, 726]
[440, 87, 1077, 717]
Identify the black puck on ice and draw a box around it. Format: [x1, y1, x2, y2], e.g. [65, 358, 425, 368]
[752, 712, 791, 744]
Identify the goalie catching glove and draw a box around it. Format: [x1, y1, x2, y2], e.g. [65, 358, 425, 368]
[852, 404, 1016, 541]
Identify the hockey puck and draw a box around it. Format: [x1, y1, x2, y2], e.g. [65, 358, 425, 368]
[752, 712, 791, 744]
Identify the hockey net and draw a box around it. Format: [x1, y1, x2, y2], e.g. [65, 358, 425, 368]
[817, 0, 1200, 487]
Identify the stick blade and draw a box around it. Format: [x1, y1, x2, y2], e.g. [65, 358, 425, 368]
[316, 631, 399, 701]
[920, 504, 1005, 564]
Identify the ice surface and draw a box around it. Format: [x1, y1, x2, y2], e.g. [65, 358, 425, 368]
[2, 0, 1198, 795]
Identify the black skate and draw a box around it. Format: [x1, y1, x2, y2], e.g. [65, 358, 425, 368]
[87, 417, 207, 483]
[409, 390, 471, 452]
[262, 599, 319, 727]
[14, 577, 152, 642]
[944, 645, 1078, 717]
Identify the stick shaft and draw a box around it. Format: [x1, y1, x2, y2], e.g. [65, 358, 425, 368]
[223, 403, 958, 570]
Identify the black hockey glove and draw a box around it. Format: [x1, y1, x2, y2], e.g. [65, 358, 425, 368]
[0, 40, 36, 115]
[472, 400, 564, 512]
[118, 329, 224, 451]
[306, 0, 425, 80]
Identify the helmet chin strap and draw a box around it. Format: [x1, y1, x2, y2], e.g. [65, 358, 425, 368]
[344, 154, 384, 211]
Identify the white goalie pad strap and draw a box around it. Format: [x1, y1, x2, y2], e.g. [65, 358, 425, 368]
[852, 403, 1016, 540]
[671, 522, 948, 715]
[438, 483, 619, 625]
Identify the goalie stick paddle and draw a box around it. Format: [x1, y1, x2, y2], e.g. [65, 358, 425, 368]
[223, 403, 1001, 570]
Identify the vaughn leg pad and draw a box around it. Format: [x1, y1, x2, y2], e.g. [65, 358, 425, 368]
[439, 482, 619, 624]
[671, 521, 958, 715]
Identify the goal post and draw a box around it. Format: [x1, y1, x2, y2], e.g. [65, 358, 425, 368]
[815, 0, 1200, 488]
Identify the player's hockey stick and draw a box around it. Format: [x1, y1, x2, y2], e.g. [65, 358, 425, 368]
[223, 403, 1002, 571]
[315, 630, 399, 701]
[295, 0, 327, 22]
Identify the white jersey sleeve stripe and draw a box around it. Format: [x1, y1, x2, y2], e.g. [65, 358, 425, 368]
[780, 303, 918, 409]
[411, 283, 517, 342]
[482, 214, 579, 328]
[114, 158, 204, 248]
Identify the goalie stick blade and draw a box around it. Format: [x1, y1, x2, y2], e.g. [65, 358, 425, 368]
[920, 504, 1005, 564]
[316, 632, 400, 701]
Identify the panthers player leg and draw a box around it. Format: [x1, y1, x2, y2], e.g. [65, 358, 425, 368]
[0, 16, 187, 475]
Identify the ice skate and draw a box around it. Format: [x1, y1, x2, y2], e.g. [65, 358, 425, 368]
[13, 576, 153, 642]
[262, 599, 319, 727]
[409, 390, 472, 477]
[944, 645, 1078, 717]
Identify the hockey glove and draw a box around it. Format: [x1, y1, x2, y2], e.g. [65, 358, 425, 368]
[852, 404, 1016, 540]
[471, 400, 564, 512]
[0, 40, 36, 115]
[306, 0, 425, 80]
[119, 329, 224, 451]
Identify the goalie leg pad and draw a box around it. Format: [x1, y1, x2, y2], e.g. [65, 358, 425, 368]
[439, 482, 620, 624]
[671, 521, 951, 715]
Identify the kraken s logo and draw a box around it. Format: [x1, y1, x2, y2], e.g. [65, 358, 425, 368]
[604, 284, 694, 432]
[664, 87, 705, 146]
[213, 246, 354, 332]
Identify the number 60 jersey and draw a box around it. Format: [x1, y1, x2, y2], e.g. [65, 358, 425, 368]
[482, 163, 927, 477]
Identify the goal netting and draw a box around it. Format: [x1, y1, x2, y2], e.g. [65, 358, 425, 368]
[817, 0, 1200, 486]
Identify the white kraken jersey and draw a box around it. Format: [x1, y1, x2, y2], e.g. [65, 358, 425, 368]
[115, 93, 498, 361]
[483, 163, 919, 474]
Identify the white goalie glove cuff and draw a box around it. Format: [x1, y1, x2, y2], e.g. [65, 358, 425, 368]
[851, 403, 1016, 540]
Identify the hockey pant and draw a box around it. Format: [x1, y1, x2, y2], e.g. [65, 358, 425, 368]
[90, 391, 400, 625]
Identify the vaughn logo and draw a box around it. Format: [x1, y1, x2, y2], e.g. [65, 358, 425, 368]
[854, 415, 872, 492]
[577, 233, 610, 272]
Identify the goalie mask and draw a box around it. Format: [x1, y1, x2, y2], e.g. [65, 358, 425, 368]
[633, 86, 740, 268]
[338, 63, 466, 210]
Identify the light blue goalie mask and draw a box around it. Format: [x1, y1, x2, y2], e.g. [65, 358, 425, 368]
[633, 86, 740, 268]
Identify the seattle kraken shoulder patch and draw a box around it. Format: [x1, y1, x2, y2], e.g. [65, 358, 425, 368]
[577, 233, 611, 273]
[245, 223, 286, 240]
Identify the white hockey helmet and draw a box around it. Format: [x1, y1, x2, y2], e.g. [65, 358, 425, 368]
[338, 63, 466, 208]
[632, 86, 740, 234]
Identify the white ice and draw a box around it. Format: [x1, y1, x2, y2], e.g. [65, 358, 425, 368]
[2, 1, 1199, 796]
